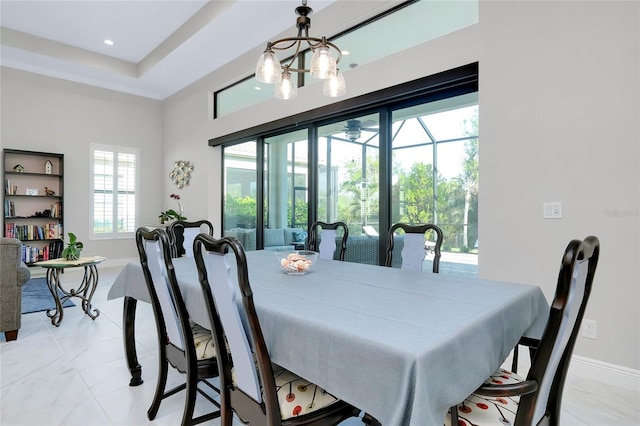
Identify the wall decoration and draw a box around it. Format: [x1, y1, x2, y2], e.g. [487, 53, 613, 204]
[45, 160, 53, 174]
[169, 160, 193, 189]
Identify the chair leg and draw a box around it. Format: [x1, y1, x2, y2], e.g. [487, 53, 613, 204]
[181, 370, 198, 426]
[148, 357, 169, 420]
[4, 330, 18, 341]
[450, 405, 459, 426]
[512, 344, 519, 373]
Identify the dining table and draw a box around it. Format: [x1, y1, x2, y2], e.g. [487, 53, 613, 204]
[108, 250, 549, 425]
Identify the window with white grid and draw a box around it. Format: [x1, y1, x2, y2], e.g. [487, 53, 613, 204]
[90, 144, 138, 239]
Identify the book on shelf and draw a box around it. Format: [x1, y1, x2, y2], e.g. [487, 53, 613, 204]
[20, 240, 63, 264]
[50, 202, 62, 218]
[4, 223, 62, 240]
[4, 200, 15, 217]
[5, 179, 17, 195]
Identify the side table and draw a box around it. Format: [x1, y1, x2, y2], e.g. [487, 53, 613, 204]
[35, 256, 106, 326]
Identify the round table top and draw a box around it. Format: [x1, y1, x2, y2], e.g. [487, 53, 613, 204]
[34, 256, 106, 268]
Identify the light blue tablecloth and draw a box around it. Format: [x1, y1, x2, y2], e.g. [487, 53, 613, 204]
[108, 251, 549, 425]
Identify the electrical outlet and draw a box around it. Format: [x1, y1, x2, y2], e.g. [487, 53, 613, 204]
[582, 319, 597, 339]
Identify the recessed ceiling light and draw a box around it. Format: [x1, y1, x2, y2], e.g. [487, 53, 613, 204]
[254, 86, 262, 91]
[341, 50, 350, 56]
[104, 39, 114, 46]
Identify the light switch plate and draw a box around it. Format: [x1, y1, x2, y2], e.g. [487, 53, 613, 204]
[543, 202, 562, 219]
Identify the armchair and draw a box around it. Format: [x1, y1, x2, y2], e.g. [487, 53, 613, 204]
[1, 238, 31, 341]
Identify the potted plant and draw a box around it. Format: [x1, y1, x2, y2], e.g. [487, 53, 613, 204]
[159, 193, 187, 224]
[159, 209, 187, 224]
[61, 232, 84, 260]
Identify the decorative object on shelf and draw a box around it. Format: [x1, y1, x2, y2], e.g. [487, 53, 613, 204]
[35, 209, 51, 217]
[45, 160, 53, 174]
[61, 232, 83, 261]
[255, 0, 345, 100]
[159, 193, 187, 224]
[26, 188, 38, 196]
[169, 160, 193, 189]
[44, 187, 55, 196]
[13, 164, 24, 173]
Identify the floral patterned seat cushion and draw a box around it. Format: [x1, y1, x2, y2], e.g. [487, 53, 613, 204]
[231, 362, 342, 420]
[445, 369, 524, 426]
[190, 321, 216, 360]
[272, 364, 343, 420]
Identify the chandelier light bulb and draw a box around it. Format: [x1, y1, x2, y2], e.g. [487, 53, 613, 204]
[275, 69, 298, 100]
[310, 45, 337, 80]
[255, 49, 281, 84]
[323, 69, 346, 97]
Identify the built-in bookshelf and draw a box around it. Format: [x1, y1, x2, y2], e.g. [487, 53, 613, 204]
[3, 149, 64, 265]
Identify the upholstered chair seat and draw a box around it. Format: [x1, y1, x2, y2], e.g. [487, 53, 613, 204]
[445, 369, 524, 426]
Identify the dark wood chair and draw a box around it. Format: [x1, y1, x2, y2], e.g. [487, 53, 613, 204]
[168, 219, 214, 257]
[446, 236, 600, 426]
[308, 221, 349, 261]
[136, 227, 220, 425]
[193, 234, 372, 426]
[385, 223, 443, 273]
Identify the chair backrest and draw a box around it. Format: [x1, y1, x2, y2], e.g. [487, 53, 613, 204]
[517, 236, 600, 426]
[168, 220, 214, 257]
[136, 227, 194, 356]
[385, 223, 443, 273]
[308, 221, 349, 261]
[193, 234, 280, 424]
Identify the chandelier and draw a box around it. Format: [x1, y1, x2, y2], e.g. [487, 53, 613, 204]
[255, 0, 345, 100]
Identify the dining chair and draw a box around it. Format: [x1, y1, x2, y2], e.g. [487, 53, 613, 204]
[308, 221, 349, 261]
[445, 235, 600, 426]
[385, 223, 443, 273]
[136, 227, 221, 425]
[193, 233, 371, 426]
[168, 219, 214, 257]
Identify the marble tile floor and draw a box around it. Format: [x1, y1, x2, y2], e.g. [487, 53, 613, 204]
[1, 265, 638, 426]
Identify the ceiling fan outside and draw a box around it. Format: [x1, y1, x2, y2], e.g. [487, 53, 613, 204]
[344, 119, 378, 141]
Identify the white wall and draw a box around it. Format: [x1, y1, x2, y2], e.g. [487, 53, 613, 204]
[0, 67, 163, 262]
[162, 1, 640, 371]
[1, 1, 637, 373]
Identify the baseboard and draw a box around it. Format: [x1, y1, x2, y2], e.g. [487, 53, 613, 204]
[568, 355, 640, 393]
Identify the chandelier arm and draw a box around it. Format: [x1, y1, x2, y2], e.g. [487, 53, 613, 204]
[269, 39, 301, 52]
[284, 40, 304, 70]
[268, 37, 343, 64]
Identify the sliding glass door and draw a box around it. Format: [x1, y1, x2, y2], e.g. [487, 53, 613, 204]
[391, 93, 478, 273]
[220, 66, 478, 274]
